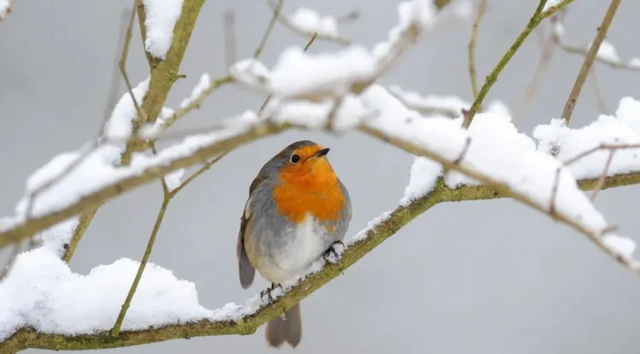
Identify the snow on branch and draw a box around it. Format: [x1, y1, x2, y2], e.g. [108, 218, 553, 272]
[140, 0, 184, 60]
[552, 20, 640, 71]
[4, 91, 640, 350]
[361, 85, 640, 267]
[535, 97, 640, 179]
[3, 1, 640, 350]
[267, 0, 356, 45]
[388, 85, 510, 118]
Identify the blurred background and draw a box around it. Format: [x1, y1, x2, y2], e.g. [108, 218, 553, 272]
[1, 0, 640, 353]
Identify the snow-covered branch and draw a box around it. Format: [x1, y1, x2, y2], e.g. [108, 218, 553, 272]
[267, 0, 355, 45]
[4, 104, 640, 350]
[2, 0, 640, 352]
[558, 40, 640, 71]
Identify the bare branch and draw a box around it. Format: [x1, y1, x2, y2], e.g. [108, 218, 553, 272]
[169, 152, 228, 197]
[122, 0, 208, 164]
[591, 150, 615, 201]
[513, 15, 563, 123]
[253, 0, 283, 59]
[467, 0, 487, 98]
[464, 0, 574, 128]
[4, 154, 640, 351]
[561, 0, 621, 124]
[558, 42, 640, 71]
[111, 196, 169, 337]
[0, 241, 23, 280]
[589, 67, 610, 114]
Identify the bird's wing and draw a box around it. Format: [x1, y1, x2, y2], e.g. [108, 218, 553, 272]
[236, 174, 268, 288]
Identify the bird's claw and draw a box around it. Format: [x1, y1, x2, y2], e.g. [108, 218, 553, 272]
[260, 283, 282, 306]
[323, 240, 345, 274]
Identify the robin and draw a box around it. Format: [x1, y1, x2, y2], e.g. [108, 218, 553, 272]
[236, 140, 352, 348]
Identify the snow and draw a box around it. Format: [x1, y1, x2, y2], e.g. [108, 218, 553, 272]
[352, 211, 392, 242]
[164, 168, 185, 191]
[389, 85, 468, 118]
[603, 235, 637, 259]
[268, 45, 376, 99]
[590, 40, 621, 63]
[361, 84, 617, 239]
[290, 7, 338, 37]
[104, 78, 150, 143]
[395, 87, 519, 204]
[140, 0, 184, 60]
[265, 95, 371, 131]
[0, 249, 214, 341]
[139, 106, 175, 139]
[389, 85, 511, 119]
[0, 0, 11, 20]
[229, 59, 270, 88]
[543, 0, 562, 12]
[401, 157, 442, 206]
[0, 111, 261, 235]
[373, 0, 438, 59]
[38, 218, 79, 257]
[533, 97, 640, 180]
[179, 73, 211, 109]
[0, 212, 264, 341]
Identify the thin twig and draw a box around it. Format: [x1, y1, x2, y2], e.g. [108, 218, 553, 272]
[589, 66, 609, 114]
[119, 0, 147, 124]
[266, 0, 352, 45]
[111, 197, 169, 337]
[152, 76, 235, 138]
[463, 0, 574, 128]
[60, 7, 133, 263]
[0, 241, 23, 280]
[258, 32, 318, 116]
[23, 5, 134, 224]
[563, 143, 640, 166]
[560, 0, 621, 124]
[550, 142, 640, 209]
[513, 15, 563, 123]
[111, 145, 227, 337]
[253, 0, 283, 59]
[591, 150, 615, 200]
[558, 42, 640, 71]
[170, 152, 229, 197]
[467, 0, 487, 98]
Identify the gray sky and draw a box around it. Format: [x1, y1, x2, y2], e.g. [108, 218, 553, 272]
[2, 0, 640, 353]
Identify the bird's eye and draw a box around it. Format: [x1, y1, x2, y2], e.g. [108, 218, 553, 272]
[291, 154, 300, 163]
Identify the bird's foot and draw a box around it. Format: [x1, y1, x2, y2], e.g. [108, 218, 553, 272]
[323, 240, 345, 275]
[260, 283, 282, 306]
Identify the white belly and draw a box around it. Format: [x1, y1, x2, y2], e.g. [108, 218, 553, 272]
[264, 213, 329, 284]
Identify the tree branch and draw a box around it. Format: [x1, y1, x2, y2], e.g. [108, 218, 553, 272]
[463, 0, 574, 128]
[467, 0, 487, 98]
[4, 160, 640, 352]
[123, 0, 207, 164]
[560, 0, 621, 124]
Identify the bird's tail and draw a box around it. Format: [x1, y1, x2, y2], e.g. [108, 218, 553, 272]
[265, 302, 302, 348]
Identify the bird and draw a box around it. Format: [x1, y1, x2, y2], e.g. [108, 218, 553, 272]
[236, 140, 352, 348]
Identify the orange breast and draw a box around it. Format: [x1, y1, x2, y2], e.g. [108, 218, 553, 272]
[273, 160, 345, 223]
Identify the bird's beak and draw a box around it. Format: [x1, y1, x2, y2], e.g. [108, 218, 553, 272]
[305, 147, 330, 163]
[315, 147, 330, 157]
